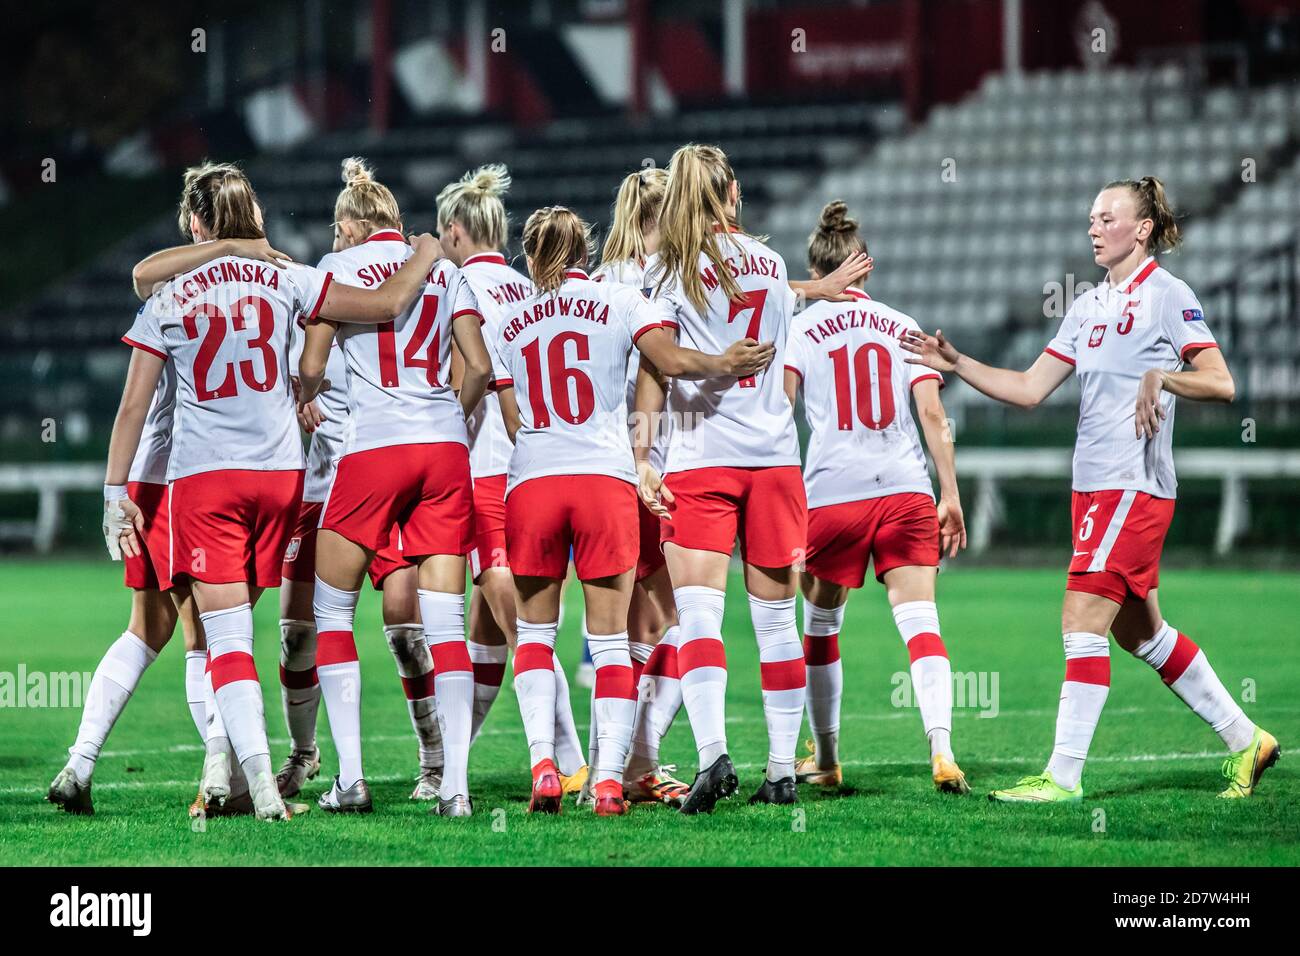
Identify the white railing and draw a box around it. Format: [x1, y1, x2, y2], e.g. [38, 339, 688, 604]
[2, 450, 1298, 555]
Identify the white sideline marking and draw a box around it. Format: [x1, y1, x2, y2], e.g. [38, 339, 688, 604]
[5, 749, 1231, 796]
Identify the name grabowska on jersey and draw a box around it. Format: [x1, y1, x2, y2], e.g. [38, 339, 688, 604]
[501, 292, 612, 342]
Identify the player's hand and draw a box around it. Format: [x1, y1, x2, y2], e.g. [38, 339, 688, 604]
[1135, 368, 1167, 439]
[722, 338, 776, 377]
[408, 233, 444, 261]
[814, 252, 874, 302]
[227, 237, 294, 269]
[937, 495, 967, 559]
[298, 399, 324, 434]
[637, 460, 673, 519]
[103, 496, 144, 561]
[900, 329, 960, 373]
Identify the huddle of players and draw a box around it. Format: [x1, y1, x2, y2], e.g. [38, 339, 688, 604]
[47, 143, 1277, 822]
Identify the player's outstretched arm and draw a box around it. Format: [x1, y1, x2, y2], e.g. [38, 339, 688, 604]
[103, 349, 164, 559]
[789, 251, 873, 303]
[131, 238, 293, 301]
[496, 386, 522, 444]
[634, 326, 775, 380]
[451, 312, 492, 418]
[901, 329, 1073, 410]
[297, 319, 337, 410]
[316, 233, 445, 325]
[632, 359, 673, 518]
[1135, 346, 1234, 439]
[913, 379, 966, 558]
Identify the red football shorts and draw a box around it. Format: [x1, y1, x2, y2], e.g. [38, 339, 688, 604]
[470, 472, 509, 580]
[659, 465, 807, 569]
[169, 469, 304, 588]
[636, 498, 666, 582]
[281, 499, 413, 589]
[506, 474, 638, 580]
[321, 442, 474, 560]
[1067, 489, 1175, 604]
[123, 481, 172, 591]
[805, 492, 940, 588]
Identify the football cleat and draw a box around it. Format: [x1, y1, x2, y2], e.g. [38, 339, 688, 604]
[410, 767, 443, 801]
[679, 753, 738, 815]
[1218, 727, 1280, 799]
[275, 747, 320, 798]
[794, 749, 843, 788]
[47, 767, 93, 816]
[201, 751, 232, 807]
[559, 764, 589, 797]
[988, 771, 1082, 804]
[433, 794, 473, 818]
[625, 765, 691, 807]
[249, 770, 291, 821]
[188, 785, 206, 818]
[593, 779, 629, 816]
[528, 758, 563, 814]
[748, 775, 798, 805]
[932, 754, 971, 795]
[317, 775, 373, 814]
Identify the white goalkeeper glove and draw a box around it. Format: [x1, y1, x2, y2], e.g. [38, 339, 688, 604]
[103, 484, 131, 561]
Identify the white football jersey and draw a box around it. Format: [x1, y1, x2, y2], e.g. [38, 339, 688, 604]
[461, 252, 534, 478]
[592, 257, 668, 473]
[1045, 256, 1218, 498]
[128, 257, 328, 480]
[121, 305, 177, 485]
[786, 289, 940, 509]
[318, 232, 479, 456]
[644, 231, 800, 473]
[288, 331, 352, 503]
[490, 268, 662, 494]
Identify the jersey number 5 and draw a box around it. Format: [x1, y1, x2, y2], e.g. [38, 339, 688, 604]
[184, 296, 278, 402]
[829, 343, 896, 431]
[727, 289, 768, 388]
[520, 331, 595, 427]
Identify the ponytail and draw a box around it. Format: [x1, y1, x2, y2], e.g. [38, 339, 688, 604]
[522, 206, 591, 295]
[177, 161, 264, 241]
[601, 166, 668, 267]
[656, 143, 744, 312]
[437, 164, 511, 250]
[1106, 176, 1182, 254]
[334, 156, 402, 232]
[807, 200, 867, 279]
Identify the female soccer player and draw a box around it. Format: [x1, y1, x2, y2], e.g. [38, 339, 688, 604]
[296, 159, 493, 818]
[902, 176, 1278, 801]
[634, 143, 809, 812]
[784, 201, 970, 795]
[106, 162, 443, 820]
[436, 165, 588, 791]
[493, 206, 772, 816]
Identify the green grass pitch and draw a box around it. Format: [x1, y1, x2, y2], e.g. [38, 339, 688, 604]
[1, 559, 1297, 866]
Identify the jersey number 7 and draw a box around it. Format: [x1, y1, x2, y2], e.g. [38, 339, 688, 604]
[727, 289, 767, 388]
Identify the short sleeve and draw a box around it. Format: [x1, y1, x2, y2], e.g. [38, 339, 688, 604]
[1161, 282, 1218, 361]
[287, 263, 334, 324]
[783, 321, 810, 383]
[1044, 303, 1080, 367]
[487, 335, 512, 391]
[614, 285, 661, 346]
[449, 273, 482, 324]
[122, 300, 168, 360]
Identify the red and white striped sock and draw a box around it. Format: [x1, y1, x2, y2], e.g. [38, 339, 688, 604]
[1046, 631, 1110, 790]
[589, 631, 637, 785]
[468, 641, 507, 744]
[185, 650, 208, 743]
[278, 619, 319, 755]
[1133, 621, 1255, 752]
[893, 601, 953, 759]
[674, 586, 729, 768]
[513, 620, 558, 766]
[204, 604, 272, 781]
[419, 590, 473, 799]
[314, 577, 364, 789]
[385, 623, 443, 771]
[627, 626, 683, 780]
[751, 594, 805, 781]
[552, 655, 585, 776]
[802, 601, 845, 768]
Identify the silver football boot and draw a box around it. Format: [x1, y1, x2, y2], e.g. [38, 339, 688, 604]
[47, 767, 94, 815]
[318, 775, 374, 813]
[433, 794, 473, 817]
[410, 766, 443, 801]
[276, 747, 321, 798]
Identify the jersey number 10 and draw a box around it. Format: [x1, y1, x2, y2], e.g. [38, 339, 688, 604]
[829, 343, 896, 431]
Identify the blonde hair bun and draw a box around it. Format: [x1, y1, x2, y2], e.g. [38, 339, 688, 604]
[341, 156, 376, 186]
[469, 164, 511, 197]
